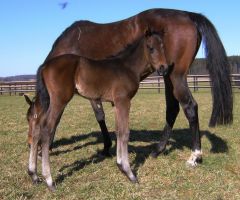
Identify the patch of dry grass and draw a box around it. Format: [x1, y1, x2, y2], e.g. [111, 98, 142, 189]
[0, 91, 239, 199]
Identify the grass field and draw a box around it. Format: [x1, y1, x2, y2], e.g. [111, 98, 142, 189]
[0, 90, 239, 200]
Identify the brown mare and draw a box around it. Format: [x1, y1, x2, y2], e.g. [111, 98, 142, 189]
[25, 30, 168, 190]
[25, 8, 233, 190]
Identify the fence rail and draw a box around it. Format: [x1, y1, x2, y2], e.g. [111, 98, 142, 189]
[1, 74, 240, 95]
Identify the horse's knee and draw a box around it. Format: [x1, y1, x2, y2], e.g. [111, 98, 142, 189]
[185, 100, 198, 123]
[96, 111, 105, 122]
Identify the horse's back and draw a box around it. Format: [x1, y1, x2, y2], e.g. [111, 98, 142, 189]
[46, 9, 197, 73]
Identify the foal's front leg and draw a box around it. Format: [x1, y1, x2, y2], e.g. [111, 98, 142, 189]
[28, 124, 41, 184]
[114, 98, 137, 183]
[41, 102, 68, 191]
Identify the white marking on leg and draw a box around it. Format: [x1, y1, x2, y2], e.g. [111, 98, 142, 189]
[45, 176, 53, 187]
[116, 135, 122, 165]
[28, 143, 38, 181]
[186, 149, 202, 167]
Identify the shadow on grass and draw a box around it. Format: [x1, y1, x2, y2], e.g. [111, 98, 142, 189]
[53, 129, 228, 184]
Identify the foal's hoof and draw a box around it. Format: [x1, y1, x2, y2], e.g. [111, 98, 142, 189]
[48, 183, 56, 192]
[117, 163, 138, 184]
[33, 177, 41, 185]
[129, 175, 139, 184]
[28, 170, 41, 184]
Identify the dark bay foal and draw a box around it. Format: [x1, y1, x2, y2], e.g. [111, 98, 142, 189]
[25, 30, 167, 190]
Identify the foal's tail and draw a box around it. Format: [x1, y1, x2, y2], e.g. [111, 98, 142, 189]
[188, 13, 233, 127]
[36, 64, 50, 112]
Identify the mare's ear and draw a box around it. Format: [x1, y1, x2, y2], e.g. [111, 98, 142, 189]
[144, 26, 152, 38]
[24, 94, 32, 106]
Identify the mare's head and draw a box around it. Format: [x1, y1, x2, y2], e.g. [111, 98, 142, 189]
[24, 94, 38, 148]
[144, 28, 168, 74]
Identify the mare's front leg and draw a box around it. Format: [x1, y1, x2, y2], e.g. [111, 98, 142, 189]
[171, 75, 202, 167]
[152, 75, 180, 157]
[114, 98, 137, 183]
[90, 100, 112, 156]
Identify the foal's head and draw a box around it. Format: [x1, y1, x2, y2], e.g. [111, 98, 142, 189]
[144, 29, 168, 74]
[24, 94, 38, 147]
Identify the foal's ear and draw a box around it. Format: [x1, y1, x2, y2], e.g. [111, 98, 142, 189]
[144, 26, 152, 38]
[24, 94, 32, 106]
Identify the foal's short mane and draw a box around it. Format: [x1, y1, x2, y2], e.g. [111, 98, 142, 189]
[106, 38, 142, 59]
[36, 64, 50, 112]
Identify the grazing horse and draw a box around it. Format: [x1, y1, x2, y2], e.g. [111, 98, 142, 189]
[25, 8, 233, 188]
[25, 31, 168, 190]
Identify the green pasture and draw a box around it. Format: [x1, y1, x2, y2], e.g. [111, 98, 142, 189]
[0, 90, 239, 200]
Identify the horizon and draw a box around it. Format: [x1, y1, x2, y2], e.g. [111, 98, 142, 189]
[1, 0, 239, 77]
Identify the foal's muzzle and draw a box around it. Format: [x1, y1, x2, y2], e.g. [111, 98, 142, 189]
[157, 64, 168, 76]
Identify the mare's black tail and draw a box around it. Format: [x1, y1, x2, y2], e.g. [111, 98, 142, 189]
[36, 64, 50, 112]
[188, 12, 233, 127]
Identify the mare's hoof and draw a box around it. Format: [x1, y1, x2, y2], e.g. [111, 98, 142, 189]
[151, 143, 166, 158]
[150, 151, 160, 158]
[48, 183, 56, 192]
[186, 157, 203, 168]
[186, 150, 203, 168]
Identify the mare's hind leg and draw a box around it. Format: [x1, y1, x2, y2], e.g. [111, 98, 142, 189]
[90, 100, 112, 156]
[171, 75, 202, 167]
[152, 75, 180, 157]
[114, 98, 137, 183]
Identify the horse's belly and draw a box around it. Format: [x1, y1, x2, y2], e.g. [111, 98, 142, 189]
[75, 81, 112, 101]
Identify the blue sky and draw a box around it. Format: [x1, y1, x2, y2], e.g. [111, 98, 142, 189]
[0, 0, 239, 77]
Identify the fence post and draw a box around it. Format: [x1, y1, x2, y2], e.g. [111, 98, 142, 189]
[158, 77, 160, 93]
[193, 76, 196, 92]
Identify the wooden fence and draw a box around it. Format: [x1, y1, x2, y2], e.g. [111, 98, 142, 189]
[140, 74, 240, 93]
[1, 74, 240, 95]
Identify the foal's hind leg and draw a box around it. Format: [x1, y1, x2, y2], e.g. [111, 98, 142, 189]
[152, 75, 180, 157]
[114, 98, 137, 183]
[90, 100, 112, 156]
[171, 76, 202, 167]
[49, 110, 64, 150]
